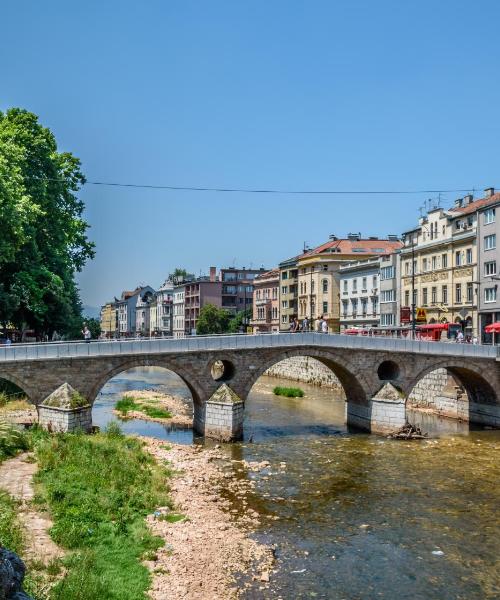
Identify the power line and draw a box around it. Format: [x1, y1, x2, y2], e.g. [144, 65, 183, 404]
[28, 177, 482, 195]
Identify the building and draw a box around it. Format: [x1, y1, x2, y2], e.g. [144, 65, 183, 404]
[149, 296, 158, 336]
[278, 256, 299, 331]
[220, 267, 265, 315]
[400, 195, 483, 337]
[115, 286, 154, 337]
[135, 288, 155, 335]
[251, 269, 279, 333]
[296, 235, 403, 332]
[154, 279, 174, 336]
[476, 188, 500, 341]
[99, 302, 117, 338]
[172, 284, 187, 338]
[184, 270, 222, 335]
[339, 257, 381, 330]
[379, 251, 401, 327]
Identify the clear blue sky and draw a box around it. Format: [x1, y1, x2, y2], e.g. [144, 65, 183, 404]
[2, 1, 500, 308]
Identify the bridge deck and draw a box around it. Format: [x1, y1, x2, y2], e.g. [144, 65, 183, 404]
[0, 333, 498, 362]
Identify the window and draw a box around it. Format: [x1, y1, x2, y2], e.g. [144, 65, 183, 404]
[405, 262, 410, 276]
[381, 314, 394, 326]
[311, 280, 315, 293]
[380, 266, 394, 280]
[442, 253, 448, 269]
[381, 290, 395, 302]
[372, 275, 377, 288]
[352, 279, 357, 292]
[412, 289, 417, 306]
[322, 279, 328, 293]
[362, 277, 367, 291]
[372, 298, 378, 314]
[484, 208, 496, 225]
[466, 248, 473, 264]
[455, 251, 462, 266]
[456, 283, 462, 303]
[323, 301, 328, 314]
[422, 258, 428, 272]
[281, 286, 288, 294]
[485, 261, 497, 276]
[282, 300, 288, 309]
[485, 234, 496, 250]
[467, 282, 473, 303]
[442, 285, 448, 304]
[423, 288, 428, 306]
[405, 290, 410, 306]
[323, 264, 328, 271]
[351, 299, 358, 316]
[282, 315, 288, 323]
[432, 256, 437, 270]
[431, 287, 437, 304]
[343, 280, 348, 292]
[485, 287, 497, 303]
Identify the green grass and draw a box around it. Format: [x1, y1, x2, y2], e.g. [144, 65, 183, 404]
[273, 386, 305, 398]
[157, 512, 187, 523]
[0, 417, 29, 463]
[141, 405, 172, 419]
[0, 490, 24, 553]
[115, 395, 140, 415]
[30, 424, 173, 600]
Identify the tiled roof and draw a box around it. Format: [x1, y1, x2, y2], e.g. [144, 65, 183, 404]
[304, 238, 403, 257]
[450, 193, 500, 216]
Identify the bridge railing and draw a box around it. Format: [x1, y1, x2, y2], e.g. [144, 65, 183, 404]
[0, 332, 498, 362]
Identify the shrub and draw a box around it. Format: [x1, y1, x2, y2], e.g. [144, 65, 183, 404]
[0, 418, 29, 463]
[142, 405, 172, 419]
[273, 386, 305, 398]
[115, 395, 140, 415]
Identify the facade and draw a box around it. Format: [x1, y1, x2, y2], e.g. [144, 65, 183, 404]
[173, 284, 187, 338]
[149, 296, 158, 336]
[296, 235, 402, 333]
[115, 286, 154, 337]
[339, 258, 381, 330]
[400, 195, 483, 337]
[99, 302, 117, 338]
[278, 256, 299, 331]
[220, 267, 265, 315]
[154, 280, 174, 336]
[476, 188, 500, 341]
[251, 269, 279, 333]
[379, 252, 401, 327]
[184, 275, 223, 335]
[135, 289, 155, 335]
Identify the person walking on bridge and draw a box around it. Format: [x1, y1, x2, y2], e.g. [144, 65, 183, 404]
[82, 324, 92, 343]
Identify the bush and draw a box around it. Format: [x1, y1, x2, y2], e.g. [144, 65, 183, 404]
[142, 406, 172, 419]
[273, 386, 305, 398]
[0, 418, 29, 463]
[115, 396, 140, 415]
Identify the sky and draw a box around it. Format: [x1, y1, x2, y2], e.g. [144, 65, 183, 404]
[2, 1, 500, 309]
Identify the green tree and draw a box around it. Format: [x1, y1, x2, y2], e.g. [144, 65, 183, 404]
[0, 108, 94, 338]
[196, 304, 231, 335]
[228, 308, 252, 333]
[169, 268, 193, 284]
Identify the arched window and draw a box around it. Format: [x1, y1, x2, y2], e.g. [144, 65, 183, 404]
[322, 279, 328, 293]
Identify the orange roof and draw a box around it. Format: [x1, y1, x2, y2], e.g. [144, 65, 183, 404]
[255, 268, 279, 281]
[450, 193, 500, 216]
[303, 238, 403, 257]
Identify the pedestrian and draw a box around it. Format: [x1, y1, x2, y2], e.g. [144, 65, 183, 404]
[291, 317, 300, 332]
[456, 330, 464, 343]
[302, 316, 309, 332]
[5, 337, 11, 346]
[321, 318, 328, 334]
[316, 315, 323, 333]
[82, 324, 92, 343]
[472, 335, 478, 345]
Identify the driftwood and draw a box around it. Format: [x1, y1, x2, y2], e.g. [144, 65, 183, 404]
[387, 421, 428, 440]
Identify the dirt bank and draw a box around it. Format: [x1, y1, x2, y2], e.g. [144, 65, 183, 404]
[142, 438, 274, 599]
[113, 389, 193, 427]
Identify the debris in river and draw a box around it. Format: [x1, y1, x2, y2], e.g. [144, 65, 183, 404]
[386, 421, 428, 440]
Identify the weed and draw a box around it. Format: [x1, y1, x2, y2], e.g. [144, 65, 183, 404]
[142, 405, 172, 419]
[273, 386, 305, 398]
[115, 395, 140, 415]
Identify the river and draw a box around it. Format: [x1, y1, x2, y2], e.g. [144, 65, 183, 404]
[93, 367, 500, 599]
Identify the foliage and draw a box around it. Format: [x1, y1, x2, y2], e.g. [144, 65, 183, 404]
[33, 430, 172, 599]
[0, 418, 29, 462]
[69, 392, 88, 409]
[0, 378, 24, 398]
[0, 490, 24, 553]
[196, 303, 231, 335]
[0, 108, 94, 338]
[169, 268, 193, 284]
[273, 386, 305, 398]
[228, 308, 252, 333]
[115, 396, 140, 415]
[64, 316, 101, 341]
[141, 406, 172, 419]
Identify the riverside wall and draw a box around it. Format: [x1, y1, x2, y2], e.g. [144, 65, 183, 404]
[264, 357, 345, 394]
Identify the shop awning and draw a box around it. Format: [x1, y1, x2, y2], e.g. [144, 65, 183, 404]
[485, 322, 500, 333]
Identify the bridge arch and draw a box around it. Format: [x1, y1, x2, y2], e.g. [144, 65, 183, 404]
[0, 372, 35, 403]
[87, 357, 204, 407]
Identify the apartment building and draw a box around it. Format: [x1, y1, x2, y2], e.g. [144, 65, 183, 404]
[220, 267, 265, 315]
[339, 258, 380, 330]
[400, 195, 481, 336]
[135, 289, 155, 335]
[476, 188, 500, 340]
[114, 286, 154, 337]
[184, 272, 223, 335]
[379, 252, 401, 327]
[251, 269, 279, 333]
[278, 256, 299, 331]
[99, 302, 117, 338]
[172, 285, 187, 338]
[154, 279, 174, 336]
[296, 235, 402, 333]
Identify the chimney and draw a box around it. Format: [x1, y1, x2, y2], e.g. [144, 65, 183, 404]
[209, 266, 216, 282]
[484, 187, 495, 198]
[454, 198, 463, 208]
[463, 193, 473, 205]
[347, 232, 361, 241]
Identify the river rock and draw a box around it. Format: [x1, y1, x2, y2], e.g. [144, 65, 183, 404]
[0, 548, 33, 599]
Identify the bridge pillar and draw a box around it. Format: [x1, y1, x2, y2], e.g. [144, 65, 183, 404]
[347, 383, 406, 434]
[194, 384, 244, 442]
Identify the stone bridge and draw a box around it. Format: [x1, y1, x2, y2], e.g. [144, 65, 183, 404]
[1, 333, 499, 439]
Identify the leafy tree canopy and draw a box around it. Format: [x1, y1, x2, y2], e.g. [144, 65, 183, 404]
[0, 108, 94, 338]
[228, 308, 252, 333]
[196, 304, 231, 335]
[169, 268, 194, 284]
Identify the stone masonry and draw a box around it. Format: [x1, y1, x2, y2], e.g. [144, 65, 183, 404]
[203, 384, 244, 441]
[264, 356, 345, 394]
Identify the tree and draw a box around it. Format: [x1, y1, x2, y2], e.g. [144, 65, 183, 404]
[169, 268, 193, 284]
[0, 108, 94, 338]
[228, 308, 252, 333]
[196, 304, 231, 335]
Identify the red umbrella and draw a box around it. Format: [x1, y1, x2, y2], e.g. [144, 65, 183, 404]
[485, 322, 500, 333]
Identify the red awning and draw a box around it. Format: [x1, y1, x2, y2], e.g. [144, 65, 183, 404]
[485, 322, 500, 333]
[416, 323, 449, 331]
[344, 328, 362, 335]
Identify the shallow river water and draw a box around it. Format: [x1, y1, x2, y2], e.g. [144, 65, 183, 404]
[94, 367, 500, 600]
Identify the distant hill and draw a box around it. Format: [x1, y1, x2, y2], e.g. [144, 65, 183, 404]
[83, 305, 100, 319]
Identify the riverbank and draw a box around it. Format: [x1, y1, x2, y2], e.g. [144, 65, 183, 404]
[143, 438, 274, 599]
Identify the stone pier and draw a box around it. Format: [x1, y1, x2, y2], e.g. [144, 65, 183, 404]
[199, 384, 244, 442]
[346, 383, 406, 434]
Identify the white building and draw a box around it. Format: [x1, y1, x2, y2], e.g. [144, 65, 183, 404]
[339, 257, 380, 330]
[135, 289, 155, 335]
[155, 279, 174, 336]
[173, 285, 186, 338]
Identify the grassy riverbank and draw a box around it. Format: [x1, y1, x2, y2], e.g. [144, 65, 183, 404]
[273, 386, 305, 398]
[116, 395, 173, 419]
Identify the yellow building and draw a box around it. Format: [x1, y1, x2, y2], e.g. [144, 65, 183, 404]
[400, 195, 479, 336]
[100, 302, 117, 337]
[297, 235, 402, 332]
